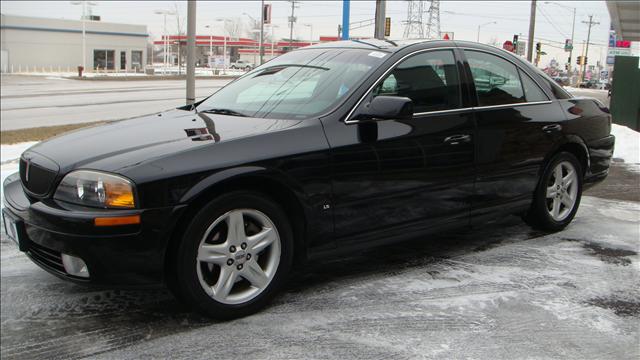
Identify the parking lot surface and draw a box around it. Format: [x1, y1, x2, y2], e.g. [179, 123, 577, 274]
[1, 196, 638, 359]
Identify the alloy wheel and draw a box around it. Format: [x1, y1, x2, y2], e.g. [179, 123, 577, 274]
[545, 161, 578, 222]
[196, 209, 281, 305]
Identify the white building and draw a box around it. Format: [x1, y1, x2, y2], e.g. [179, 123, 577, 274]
[0, 14, 148, 73]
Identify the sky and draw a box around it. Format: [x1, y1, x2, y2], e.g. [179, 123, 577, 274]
[1, 1, 613, 67]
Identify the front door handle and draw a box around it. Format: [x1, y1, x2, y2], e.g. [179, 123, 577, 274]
[542, 124, 562, 133]
[444, 134, 471, 145]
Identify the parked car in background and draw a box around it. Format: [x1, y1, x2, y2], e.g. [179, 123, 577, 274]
[579, 80, 599, 89]
[2, 39, 615, 319]
[229, 60, 254, 70]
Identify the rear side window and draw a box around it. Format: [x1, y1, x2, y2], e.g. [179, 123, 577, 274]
[465, 50, 525, 106]
[519, 69, 549, 102]
[373, 50, 461, 113]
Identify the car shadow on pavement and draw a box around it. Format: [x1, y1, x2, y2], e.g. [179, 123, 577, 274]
[1, 214, 546, 359]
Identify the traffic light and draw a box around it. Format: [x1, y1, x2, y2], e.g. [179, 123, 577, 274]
[576, 56, 582, 65]
[384, 17, 391, 37]
[584, 57, 588, 65]
[513, 34, 519, 51]
[536, 42, 541, 53]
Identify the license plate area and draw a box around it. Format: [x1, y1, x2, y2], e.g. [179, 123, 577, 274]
[2, 210, 27, 251]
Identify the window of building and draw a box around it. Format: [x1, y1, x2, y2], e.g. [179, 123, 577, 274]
[465, 50, 525, 106]
[519, 69, 548, 102]
[94, 50, 115, 70]
[131, 51, 143, 71]
[373, 50, 461, 113]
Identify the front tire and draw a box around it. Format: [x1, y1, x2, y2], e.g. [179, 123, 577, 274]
[172, 191, 293, 319]
[524, 152, 583, 231]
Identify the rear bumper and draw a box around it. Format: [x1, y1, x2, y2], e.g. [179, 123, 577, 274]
[2, 173, 185, 287]
[584, 134, 615, 187]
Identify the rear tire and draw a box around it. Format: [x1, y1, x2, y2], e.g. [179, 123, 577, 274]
[524, 152, 583, 232]
[171, 191, 293, 319]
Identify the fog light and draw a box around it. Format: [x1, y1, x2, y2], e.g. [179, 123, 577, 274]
[61, 254, 90, 278]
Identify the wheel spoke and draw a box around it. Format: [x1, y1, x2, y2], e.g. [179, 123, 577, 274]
[213, 266, 237, 298]
[242, 261, 269, 289]
[563, 170, 574, 187]
[226, 210, 247, 245]
[552, 198, 561, 218]
[247, 227, 276, 254]
[198, 244, 228, 265]
[554, 165, 563, 186]
[561, 193, 574, 208]
[546, 186, 556, 199]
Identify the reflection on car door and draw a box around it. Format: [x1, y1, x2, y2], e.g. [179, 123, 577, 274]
[462, 49, 565, 222]
[323, 49, 475, 248]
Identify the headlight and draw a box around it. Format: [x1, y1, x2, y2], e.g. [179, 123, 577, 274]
[54, 170, 136, 209]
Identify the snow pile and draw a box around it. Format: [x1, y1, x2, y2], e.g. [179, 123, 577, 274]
[611, 124, 640, 172]
[1, 142, 36, 213]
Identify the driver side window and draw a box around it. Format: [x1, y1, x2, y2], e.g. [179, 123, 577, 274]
[373, 50, 461, 113]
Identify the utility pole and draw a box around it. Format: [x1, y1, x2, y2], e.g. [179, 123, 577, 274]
[260, 0, 264, 65]
[581, 15, 599, 82]
[374, 0, 386, 40]
[186, 0, 196, 106]
[526, 0, 536, 63]
[288, 0, 298, 49]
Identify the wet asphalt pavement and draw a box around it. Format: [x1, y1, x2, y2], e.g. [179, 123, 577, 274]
[1, 194, 639, 359]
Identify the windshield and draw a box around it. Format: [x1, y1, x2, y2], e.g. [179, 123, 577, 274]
[197, 48, 388, 120]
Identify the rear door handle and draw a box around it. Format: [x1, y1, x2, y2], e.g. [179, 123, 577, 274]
[542, 124, 562, 133]
[444, 134, 471, 145]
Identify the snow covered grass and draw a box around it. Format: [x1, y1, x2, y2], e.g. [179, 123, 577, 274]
[611, 124, 640, 173]
[1, 142, 36, 214]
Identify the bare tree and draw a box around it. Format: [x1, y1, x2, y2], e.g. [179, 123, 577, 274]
[225, 17, 244, 39]
[173, 2, 185, 36]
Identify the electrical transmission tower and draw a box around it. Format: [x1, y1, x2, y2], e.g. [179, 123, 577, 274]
[424, 0, 441, 40]
[402, 0, 441, 39]
[403, 0, 425, 39]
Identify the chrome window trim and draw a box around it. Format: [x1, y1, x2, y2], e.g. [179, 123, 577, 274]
[344, 46, 555, 125]
[459, 47, 552, 102]
[343, 47, 457, 124]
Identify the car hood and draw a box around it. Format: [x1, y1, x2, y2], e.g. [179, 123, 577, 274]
[26, 109, 302, 173]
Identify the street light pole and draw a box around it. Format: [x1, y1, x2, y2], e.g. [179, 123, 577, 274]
[476, 21, 496, 43]
[527, 0, 537, 63]
[304, 24, 313, 44]
[186, 0, 196, 106]
[260, 0, 265, 65]
[71, 1, 96, 74]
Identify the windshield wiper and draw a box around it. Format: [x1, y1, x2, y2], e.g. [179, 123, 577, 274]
[200, 108, 248, 117]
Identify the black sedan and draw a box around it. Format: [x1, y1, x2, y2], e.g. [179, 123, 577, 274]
[2, 39, 614, 319]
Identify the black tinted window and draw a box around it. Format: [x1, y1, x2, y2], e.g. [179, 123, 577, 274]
[374, 50, 461, 113]
[519, 69, 548, 102]
[465, 50, 525, 106]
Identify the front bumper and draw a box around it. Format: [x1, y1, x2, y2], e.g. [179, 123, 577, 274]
[2, 173, 185, 287]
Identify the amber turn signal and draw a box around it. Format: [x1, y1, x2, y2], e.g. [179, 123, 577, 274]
[94, 215, 141, 226]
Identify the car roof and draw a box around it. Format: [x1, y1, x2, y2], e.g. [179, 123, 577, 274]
[304, 39, 515, 55]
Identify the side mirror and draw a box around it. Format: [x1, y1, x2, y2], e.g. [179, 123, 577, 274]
[354, 96, 414, 122]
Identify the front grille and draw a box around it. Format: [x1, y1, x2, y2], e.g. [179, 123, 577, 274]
[28, 241, 66, 274]
[20, 157, 58, 196]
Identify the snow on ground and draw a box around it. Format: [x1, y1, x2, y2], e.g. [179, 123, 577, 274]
[612, 124, 640, 173]
[1, 196, 638, 359]
[1, 142, 35, 215]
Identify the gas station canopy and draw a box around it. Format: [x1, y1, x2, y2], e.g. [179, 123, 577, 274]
[607, 1, 640, 41]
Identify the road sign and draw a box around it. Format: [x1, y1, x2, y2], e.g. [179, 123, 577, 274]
[442, 31, 454, 40]
[564, 39, 573, 52]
